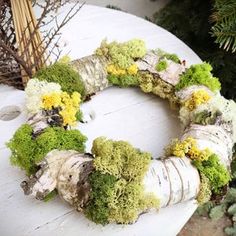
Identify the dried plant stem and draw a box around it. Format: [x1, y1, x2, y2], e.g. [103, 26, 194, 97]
[10, 0, 46, 84]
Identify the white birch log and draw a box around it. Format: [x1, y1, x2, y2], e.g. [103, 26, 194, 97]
[27, 111, 50, 134]
[21, 150, 94, 210]
[175, 85, 215, 101]
[72, 55, 110, 95]
[136, 50, 185, 86]
[181, 124, 234, 168]
[143, 157, 200, 208]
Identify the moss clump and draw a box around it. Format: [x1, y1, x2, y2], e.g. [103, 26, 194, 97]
[96, 39, 146, 69]
[156, 60, 168, 72]
[91, 137, 151, 181]
[108, 180, 159, 224]
[85, 171, 159, 225]
[138, 72, 178, 107]
[35, 62, 86, 99]
[175, 62, 221, 92]
[192, 154, 230, 194]
[197, 173, 212, 205]
[164, 53, 180, 63]
[85, 171, 117, 225]
[156, 49, 181, 64]
[100, 39, 146, 88]
[193, 110, 222, 125]
[7, 124, 38, 175]
[85, 137, 160, 225]
[107, 74, 139, 87]
[7, 124, 87, 175]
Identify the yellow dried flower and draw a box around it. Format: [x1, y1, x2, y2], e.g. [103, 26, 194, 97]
[127, 64, 138, 75]
[71, 92, 81, 107]
[166, 136, 212, 161]
[60, 107, 77, 126]
[184, 90, 211, 111]
[107, 64, 126, 76]
[41, 91, 81, 127]
[41, 92, 62, 110]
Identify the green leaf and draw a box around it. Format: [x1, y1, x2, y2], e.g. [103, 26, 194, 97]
[228, 204, 236, 215]
[231, 158, 236, 179]
[196, 201, 214, 216]
[224, 225, 236, 236]
[225, 188, 236, 204]
[209, 205, 226, 219]
[43, 190, 57, 202]
[232, 214, 236, 222]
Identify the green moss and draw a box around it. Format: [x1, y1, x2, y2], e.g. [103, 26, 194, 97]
[85, 171, 117, 225]
[192, 154, 230, 193]
[7, 124, 37, 175]
[86, 172, 159, 225]
[7, 124, 87, 175]
[95, 39, 146, 69]
[43, 189, 58, 202]
[164, 53, 180, 63]
[156, 60, 168, 72]
[175, 62, 221, 92]
[75, 110, 83, 122]
[92, 137, 151, 181]
[86, 137, 159, 225]
[107, 74, 139, 87]
[35, 62, 86, 99]
[156, 49, 181, 63]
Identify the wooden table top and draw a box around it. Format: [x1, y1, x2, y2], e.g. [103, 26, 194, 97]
[0, 4, 202, 236]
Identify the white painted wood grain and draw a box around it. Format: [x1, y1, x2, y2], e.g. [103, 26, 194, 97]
[0, 4, 202, 236]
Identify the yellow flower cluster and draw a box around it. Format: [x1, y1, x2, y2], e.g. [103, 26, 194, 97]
[41, 91, 81, 126]
[107, 63, 138, 76]
[184, 90, 211, 111]
[41, 92, 61, 110]
[166, 137, 212, 161]
[127, 64, 138, 75]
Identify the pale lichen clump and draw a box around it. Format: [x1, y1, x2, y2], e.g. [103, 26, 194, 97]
[96, 39, 147, 69]
[106, 63, 139, 87]
[96, 39, 146, 88]
[85, 137, 160, 225]
[92, 137, 151, 180]
[197, 173, 212, 204]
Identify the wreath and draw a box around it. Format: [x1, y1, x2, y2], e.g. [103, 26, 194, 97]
[8, 39, 236, 225]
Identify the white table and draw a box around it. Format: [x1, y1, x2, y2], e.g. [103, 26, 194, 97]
[0, 4, 202, 236]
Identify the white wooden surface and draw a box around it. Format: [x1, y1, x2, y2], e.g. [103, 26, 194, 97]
[0, 4, 202, 236]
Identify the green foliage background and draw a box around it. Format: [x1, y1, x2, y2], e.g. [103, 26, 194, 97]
[154, 0, 236, 100]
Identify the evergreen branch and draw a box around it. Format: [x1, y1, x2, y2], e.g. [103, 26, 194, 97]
[211, 0, 236, 52]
